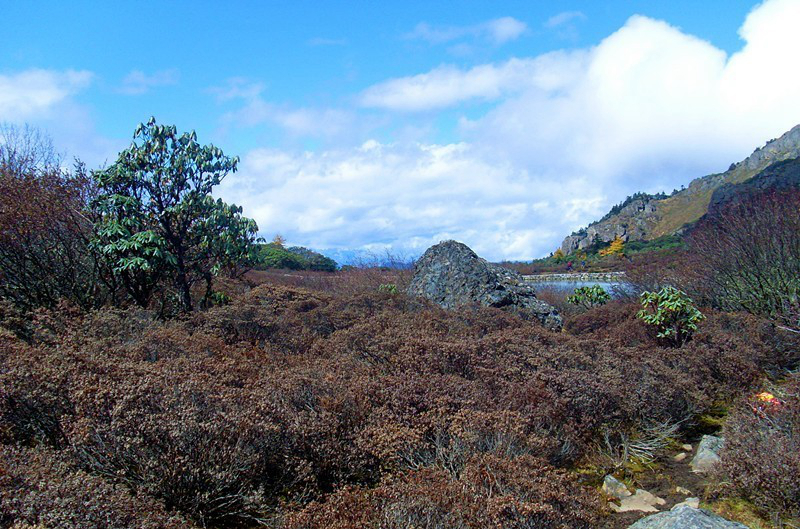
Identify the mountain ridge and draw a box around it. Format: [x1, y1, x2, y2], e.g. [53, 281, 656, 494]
[560, 123, 800, 255]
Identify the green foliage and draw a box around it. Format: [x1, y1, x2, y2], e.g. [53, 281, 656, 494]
[624, 234, 685, 255]
[637, 286, 705, 346]
[567, 285, 611, 310]
[254, 243, 337, 272]
[91, 118, 258, 311]
[377, 283, 398, 294]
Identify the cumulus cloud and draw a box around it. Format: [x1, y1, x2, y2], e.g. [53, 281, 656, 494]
[359, 54, 584, 111]
[217, 140, 595, 261]
[0, 69, 92, 122]
[407, 16, 528, 46]
[119, 69, 179, 95]
[221, 0, 800, 261]
[0, 68, 122, 168]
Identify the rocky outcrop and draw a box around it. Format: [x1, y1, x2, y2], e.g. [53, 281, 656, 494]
[408, 241, 562, 330]
[628, 504, 748, 529]
[560, 123, 800, 254]
[561, 198, 660, 255]
[690, 435, 723, 473]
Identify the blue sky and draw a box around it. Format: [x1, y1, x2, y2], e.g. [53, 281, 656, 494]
[3, 0, 800, 261]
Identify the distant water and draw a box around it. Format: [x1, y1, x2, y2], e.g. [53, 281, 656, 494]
[532, 280, 632, 298]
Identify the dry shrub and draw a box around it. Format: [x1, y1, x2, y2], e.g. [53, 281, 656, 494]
[286, 455, 599, 529]
[2, 284, 798, 527]
[719, 372, 800, 521]
[0, 444, 189, 529]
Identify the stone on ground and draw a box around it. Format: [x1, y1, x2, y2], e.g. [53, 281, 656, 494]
[603, 475, 632, 499]
[681, 443, 693, 451]
[610, 488, 666, 513]
[407, 240, 562, 330]
[674, 452, 687, 462]
[628, 504, 749, 528]
[675, 497, 701, 509]
[675, 486, 692, 495]
[690, 435, 724, 473]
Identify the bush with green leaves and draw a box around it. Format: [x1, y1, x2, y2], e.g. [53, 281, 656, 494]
[377, 283, 398, 294]
[636, 286, 704, 346]
[91, 118, 259, 311]
[567, 285, 611, 310]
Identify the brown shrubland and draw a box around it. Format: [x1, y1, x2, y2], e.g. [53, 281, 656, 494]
[2, 276, 798, 527]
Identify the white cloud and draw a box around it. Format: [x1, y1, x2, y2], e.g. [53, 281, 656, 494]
[407, 17, 528, 46]
[218, 140, 594, 261]
[0, 69, 92, 121]
[545, 11, 586, 28]
[218, 0, 800, 261]
[360, 54, 584, 111]
[119, 69, 179, 95]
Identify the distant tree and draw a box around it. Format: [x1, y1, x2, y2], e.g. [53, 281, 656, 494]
[271, 234, 286, 247]
[552, 248, 566, 263]
[91, 118, 258, 312]
[256, 243, 306, 270]
[599, 236, 625, 257]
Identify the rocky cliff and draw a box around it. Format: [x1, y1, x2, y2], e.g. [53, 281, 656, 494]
[561, 123, 800, 255]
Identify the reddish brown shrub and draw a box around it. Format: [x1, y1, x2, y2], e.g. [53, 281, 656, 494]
[286, 455, 599, 529]
[719, 373, 800, 520]
[2, 284, 798, 527]
[0, 445, 189, 529]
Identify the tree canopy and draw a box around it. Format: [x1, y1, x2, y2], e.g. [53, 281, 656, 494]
[91, 118, 259, 311]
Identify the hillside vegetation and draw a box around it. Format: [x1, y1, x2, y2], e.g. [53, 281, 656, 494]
[561, 124, 800, 254]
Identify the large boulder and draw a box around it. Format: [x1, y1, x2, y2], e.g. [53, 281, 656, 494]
[628, 504, 748, 529]
[407, 241, 562, 330]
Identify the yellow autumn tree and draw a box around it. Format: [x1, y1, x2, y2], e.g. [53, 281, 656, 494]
[552, 248, 565, 262]
[599, 236, 624, 257]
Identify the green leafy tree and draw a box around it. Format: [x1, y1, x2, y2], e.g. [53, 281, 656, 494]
[256, 243, 306, 270]
[91, 118, 258, 311]
[637, 286, 705, 347]
[567, 285, 611, 310]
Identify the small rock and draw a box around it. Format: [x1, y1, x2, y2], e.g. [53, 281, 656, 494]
[675, 497, 701, 509]
[673, 452, 687, 462]
[628, 504, 748, 528]
[611, 489, 666, 513]
[690, 435, 724, 473]
[681, 443, 693, 452]
[603, 475, 632, 499]
[675, 486, 692, 495]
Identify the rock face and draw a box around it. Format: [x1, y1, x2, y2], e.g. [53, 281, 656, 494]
[560, 123, 800, 254]
[561, 197, 660, 255]
[408, 241, 562, 330]
[628, 504, 748, 529]
[690, 435, 724, 473]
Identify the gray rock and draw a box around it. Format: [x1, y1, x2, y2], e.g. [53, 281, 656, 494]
[603, 475, 632, 499]
[628, 504, 748, 528]
[407, 241, 562, 330]
[690, 435, 724, 473]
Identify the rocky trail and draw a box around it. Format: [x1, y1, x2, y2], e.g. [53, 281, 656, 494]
[597, 434, 744, 528]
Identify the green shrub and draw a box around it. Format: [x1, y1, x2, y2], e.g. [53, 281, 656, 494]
[377, 283, 398, 294]
[637, 286, 704, 346]
[567, 285, 611, 310]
